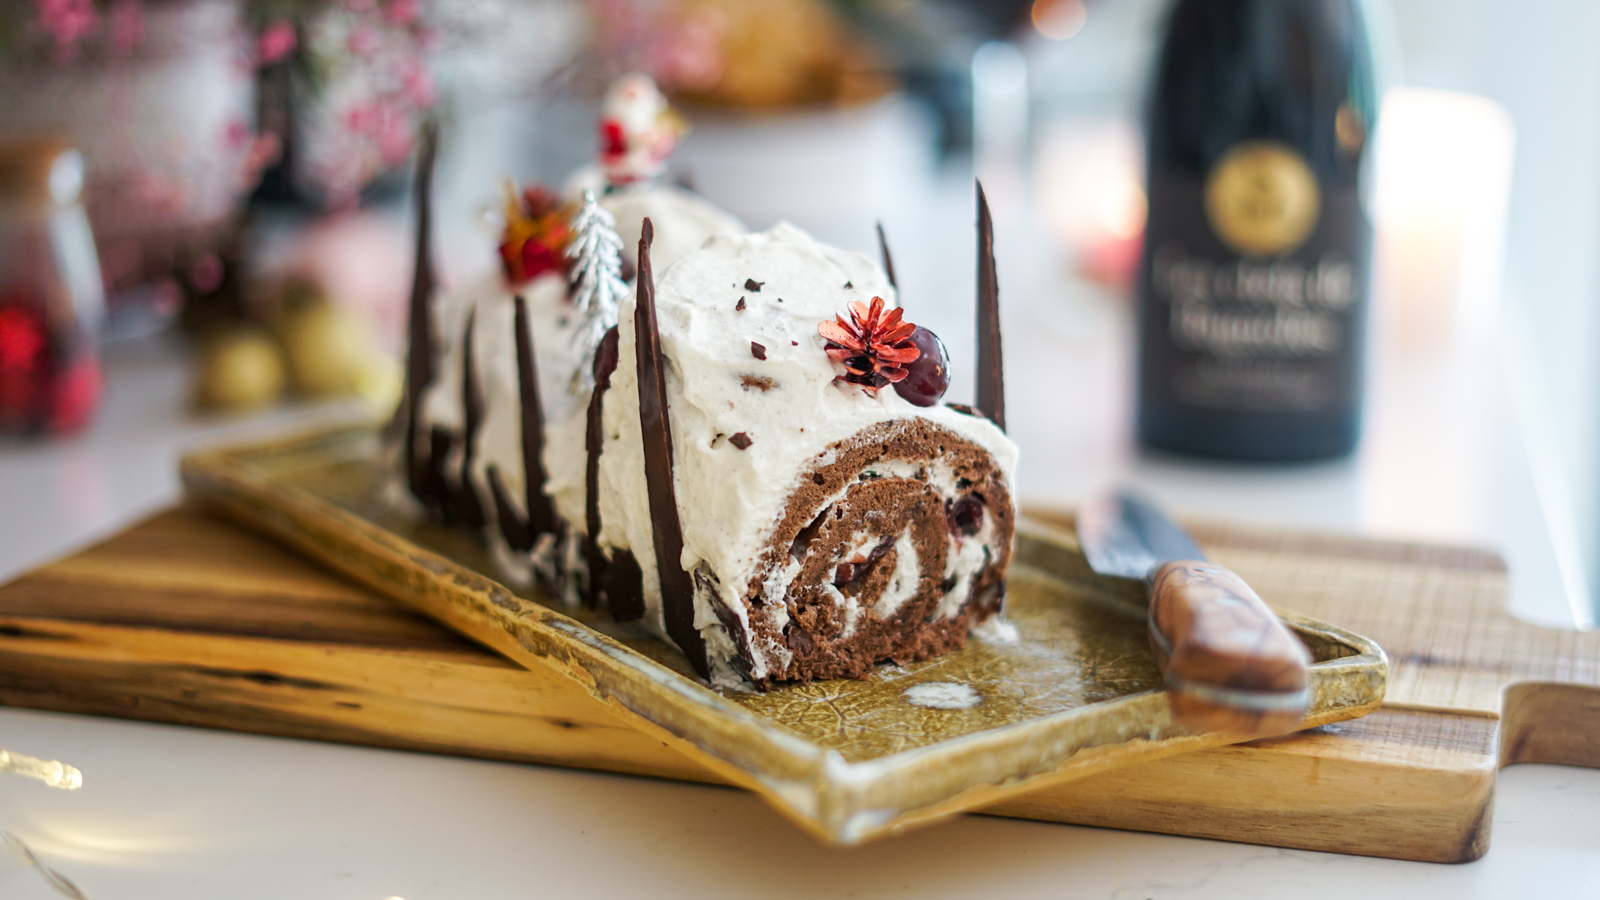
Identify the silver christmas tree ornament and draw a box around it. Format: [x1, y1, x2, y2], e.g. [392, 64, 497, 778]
[566, 190, 627, 392]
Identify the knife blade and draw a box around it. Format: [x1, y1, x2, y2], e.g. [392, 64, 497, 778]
[1078, 490, 1312, 737]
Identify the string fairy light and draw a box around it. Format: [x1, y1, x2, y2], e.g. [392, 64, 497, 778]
[2, 748, 87, 898]
[0, 748, 83, 790]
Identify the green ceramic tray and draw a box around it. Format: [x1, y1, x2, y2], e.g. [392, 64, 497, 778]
[181, 425, 1387, 845]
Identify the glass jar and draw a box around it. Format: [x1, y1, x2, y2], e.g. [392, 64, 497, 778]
[0, 137, 105, 435]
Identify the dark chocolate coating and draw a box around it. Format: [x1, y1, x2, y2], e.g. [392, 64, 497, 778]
[634, 218, 709, 677]
[975, 181, 1006, 432]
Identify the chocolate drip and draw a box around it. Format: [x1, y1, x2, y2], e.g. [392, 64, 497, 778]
[457, 308, 486, 529]
[634, 218, 709, 677]
[975, 181, 1006, 431]
[513, 294, 557, 539]
[487, 465, 534, 551]
[402, 121, 441, 510]
[584, 325, 623, 611]
[876, 220, 897, 291]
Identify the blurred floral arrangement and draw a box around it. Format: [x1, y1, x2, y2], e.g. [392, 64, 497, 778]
[0, 0, 438, 211]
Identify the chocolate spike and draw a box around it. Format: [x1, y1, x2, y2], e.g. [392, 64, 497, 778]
[634, 217, 708, 676]
[605, 549, 645, 619]
[584, 326, 627, 613]
[424, 426, 454, 520]
[403, 120, 441, 510]
[487, 465, 534, 551]
[457, 307, 486, 529]
[975, 181, 1006, 431]
[876, 221, 897, 291]
[513, 294, 557, 539]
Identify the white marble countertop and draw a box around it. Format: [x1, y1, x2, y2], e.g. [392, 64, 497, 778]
[2, 184, 1598, 896]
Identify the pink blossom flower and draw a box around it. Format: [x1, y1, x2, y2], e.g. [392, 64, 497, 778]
[109, 0, 143, 56]
[258, 20, 297, 65]
[345, 102, 382, 135]
[35, 0, 97, 63]
[224, 118, 251, 150]
[400, 63, 436, 107]
[386, 0, 421, 27]
[347, 25, 380, 56]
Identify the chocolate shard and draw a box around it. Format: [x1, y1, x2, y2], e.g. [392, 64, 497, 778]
[876, 221, 897, 291]
[514, 294, 557, 539]
[975, 181, 1006, 431]
[457, 307, 486, 529]
[744, 278, 763, 292]
[487, 464, 534, 552]
[424, 426, 455, 522]
[606, 548, 645, 622]
[729, 432, 753, 450]
[584, 325, 622, 609]
[750, 341, 766, 360]
[635, 218, 709, 676]
[735, 296, 746, 311]
[402, 120, 441, 511]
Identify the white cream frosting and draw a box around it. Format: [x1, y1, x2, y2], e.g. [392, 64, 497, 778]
[419, 218, 1019, 689]
[556, 223, 1018, 683]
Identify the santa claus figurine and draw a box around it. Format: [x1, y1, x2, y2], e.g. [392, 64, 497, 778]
[598, 73, 686, 186]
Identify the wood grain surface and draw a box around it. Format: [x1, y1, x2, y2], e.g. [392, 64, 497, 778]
[0, 504, 1595, 862]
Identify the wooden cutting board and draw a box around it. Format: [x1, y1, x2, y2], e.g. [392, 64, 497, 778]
[0, 503, 1594, 863]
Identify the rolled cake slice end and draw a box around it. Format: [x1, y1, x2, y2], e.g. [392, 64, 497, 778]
[725, 418, 1013, 687]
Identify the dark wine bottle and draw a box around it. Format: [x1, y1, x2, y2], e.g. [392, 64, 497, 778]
[1136, 0, 1377, 461]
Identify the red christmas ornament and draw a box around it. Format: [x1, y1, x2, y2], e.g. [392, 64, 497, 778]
[818, 296, 920, 393]
[498, 183, 571, 285]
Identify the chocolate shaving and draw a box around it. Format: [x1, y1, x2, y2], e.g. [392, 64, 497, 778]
[456, 307, 486, 529]
[635, 218, 708, 676]
[424, 427, 454, 521]
[750, 342, 767, 360]
[514, 295, 557, 539]
[844, 280, 853, 289]
[402, 120, 440, 512]
[735, 297, 746, 311]
[876, 221, 897, 290]
[744, 278, 763, 292]
[729, 432, 753, 449]
[975, 181, 1006, 431]
[487, 464, 534, 552]
[584, 325, 621, 610]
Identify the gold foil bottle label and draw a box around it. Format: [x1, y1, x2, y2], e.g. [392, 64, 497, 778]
[1204, 141, 1320, 257]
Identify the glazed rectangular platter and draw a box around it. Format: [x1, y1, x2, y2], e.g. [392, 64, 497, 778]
[180, 425, 1387, 845]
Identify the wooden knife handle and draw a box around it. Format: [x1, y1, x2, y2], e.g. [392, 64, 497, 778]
[1147, 560, 1312, 738]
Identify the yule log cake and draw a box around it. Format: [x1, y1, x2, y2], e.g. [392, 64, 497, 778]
[395, 149, 1017, 692]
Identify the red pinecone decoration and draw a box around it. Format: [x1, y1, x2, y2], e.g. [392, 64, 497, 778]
[818, 296, 920, 393]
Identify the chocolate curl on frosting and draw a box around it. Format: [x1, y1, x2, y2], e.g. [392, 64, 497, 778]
[634, 217, 709, 677]
[402, 120, 441, 511]
[876, 221, 897, 291]
[975, 181, 1006, 431]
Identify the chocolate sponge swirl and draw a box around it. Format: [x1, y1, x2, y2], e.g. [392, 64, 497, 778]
[732, 418, 1014, 686]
